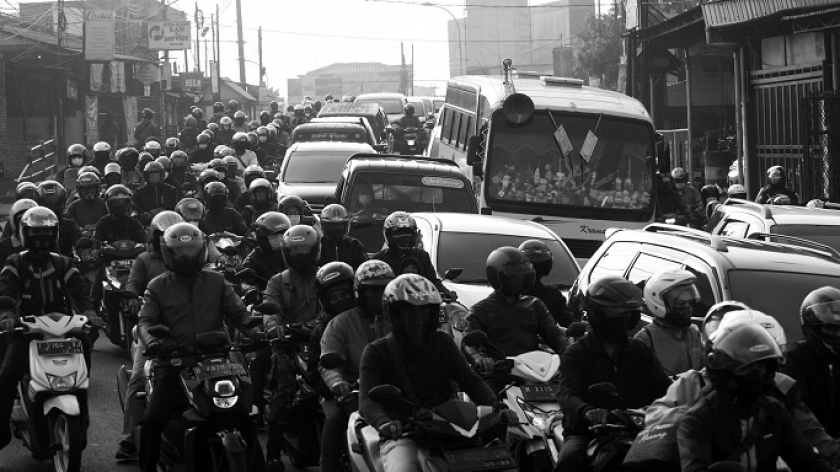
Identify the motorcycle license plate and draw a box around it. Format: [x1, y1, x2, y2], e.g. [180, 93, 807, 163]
[36, 339, 83, 356]
[521, 384, 560, 402]
[444, 446, 515, 472]
[192, 362, 247, 380]
[111, 260, 133, 270]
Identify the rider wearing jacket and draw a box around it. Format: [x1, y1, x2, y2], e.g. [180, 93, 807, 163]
[655, 172, 690, 222]
[756, 165, 800, 205]
[133, 162, 178, 222]
[556, 275, 670, 472]
[393, 103, 423, 129]
[199, 182, 248, 236]
[318, 204, 368, 270]
[240, 212, 289, 290]
[234, 165, 265, 211]
[36, 180, 82, 257]
[95, 185, 147, 244]
[56, 143, 89, 191]
[241, 178, 279, 225]
[66, 171, 108, 229]
[117, 147, 144, 191]
[519, 239, 574, 326]
[0, 199, 38, 264]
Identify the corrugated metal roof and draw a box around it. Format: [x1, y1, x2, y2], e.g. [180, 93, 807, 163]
[703, 0, 840, 28]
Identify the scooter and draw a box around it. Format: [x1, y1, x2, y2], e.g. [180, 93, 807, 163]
[100, 239, 145, 353]
[208, 232, 245, 282]
[346, 383, 518, 472]
[1, 295, 99, 472]
[389, 126, 429, 156]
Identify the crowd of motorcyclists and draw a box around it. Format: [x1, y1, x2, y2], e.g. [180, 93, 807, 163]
[0, 98, 838, 472]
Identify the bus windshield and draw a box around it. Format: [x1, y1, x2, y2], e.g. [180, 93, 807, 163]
[486, 110, 654, 218]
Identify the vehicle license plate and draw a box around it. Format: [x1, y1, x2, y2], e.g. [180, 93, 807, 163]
[444, 446, 515, 472]
[37, 339, 83, 356]
[520, 384, 559, 402]
[193, 362, 247, 380]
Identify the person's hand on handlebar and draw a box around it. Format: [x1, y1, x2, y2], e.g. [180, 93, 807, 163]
[473, 355, 495, 373]
[586, 408, 610, 426]
[330, 380, 352, 397]
[83, 310, 103, 328]
[0, 318, 15, 333]
[248, 330, 271, 343]
[378, 420, 402, 440]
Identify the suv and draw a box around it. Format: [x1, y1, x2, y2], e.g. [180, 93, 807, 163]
[291, 121, 383, 150]
[568, 223, 840, 346]
[708, 198, 840, 252]
[354, 92, 408, 123]
[312, 103, 391, 145]
[329, 154, 478, 251]
[308, 116, 386, 151]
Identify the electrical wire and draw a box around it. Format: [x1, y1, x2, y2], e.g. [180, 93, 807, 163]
[368, 0, 590, 8]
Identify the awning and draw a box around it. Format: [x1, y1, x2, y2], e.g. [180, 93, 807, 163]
[702, 0, 840, 29]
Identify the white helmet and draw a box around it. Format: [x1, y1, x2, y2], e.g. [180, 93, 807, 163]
[643, 269, 699, 319]
[727, 184, 746, 197]
[710, 309, 787, 349]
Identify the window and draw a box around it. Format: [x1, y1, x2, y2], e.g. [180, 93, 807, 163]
[346, 171, 474, 214]
[442, 108, 454, 144]
[718, 220, 748, 238]
[626, 253, 683, 285]
[451, 112, 463, 147]
[627, 252, 718, 320]
[458, 114, 471, 149]
[588, 242, 640, 282]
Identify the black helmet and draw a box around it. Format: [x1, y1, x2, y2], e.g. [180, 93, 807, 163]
[161, 222, 207, 274]
[36, 180, 67, 214]
[584, 275, 644, 341]
[404, 103, 415, 116]
[519, 239, 553, 279]
[486, 246, 535, 298]
[354, 260, 395, 314]
[149, 211, 183, 253]
[254, 212, 291, 253]
[383, 211, 418, 253]
[198, 169, 222, 188]
[204, 181, 229, 210]
[76, 171, 101, 202]
[281, 225, 321, 274]
[197, 133, 211, 146]
[706, 322, 783, 404]
[138, 153, 154, 172]
[701, 184, 721, 202]
[155, 156, 172, 174]
[278, 194, 309, 225]
[243, 165, 265, 188]
[15, 182, 38, 200]
[19, 207, 60, 255]
[104, 184, 133, 218]
[213, 101, 224, 113]
[320, 204, 350, 242]
[316, 261, 356, 315]
[207, 122, 220, 133]
[801, 286, 840, 360]
[142, 108, 154, 120]
[67, 143, 88, 164]
[228, 99, 239, 110]
[118, 147, 139, 170]
[767, 165, 786, 186]
[143, 161, 165, 183]
[192, 107, 204, 119]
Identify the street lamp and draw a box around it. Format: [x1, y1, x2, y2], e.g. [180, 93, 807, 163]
[422, 2, 465, 76]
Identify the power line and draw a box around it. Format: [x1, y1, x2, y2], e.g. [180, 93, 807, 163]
[369, 0, 590, 8]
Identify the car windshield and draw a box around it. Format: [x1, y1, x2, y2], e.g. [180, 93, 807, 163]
[436, 232, 578, 287]
[358, 98, 403, 114]
[293, 128, 368, 144]
[770, 224, 840, 252]
[347, 171, 474, 214]
[283, 151, 352, 183]
[486, 111, 655, 220]
[728, 269, 840, 345]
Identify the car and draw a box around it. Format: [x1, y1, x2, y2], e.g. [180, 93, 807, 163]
[412, 96, 438, 116]
[314, 102, 391, 146]
[568, 223, 840, 347]
[291, 121, 382, 149]
[308, 116, 387, 151]
[329, 154, 477, 251]
[412, 212, 580, 315]
[708, 198, 840, 252]
[354, 92, 408, 123]
[278, 142, 375, 212]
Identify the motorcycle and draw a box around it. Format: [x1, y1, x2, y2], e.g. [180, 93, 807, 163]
[346, 383, 518, 472]
[73, 231, 100, 344]
[1, 295, 100, 472]
[389, 126, 429, 156]
[585, 382, 645, 472]
[319, 352, 362, 471]
[100, 239, 146, 353]
[209, 232, 245, 283]
[141, 324, 264, 472]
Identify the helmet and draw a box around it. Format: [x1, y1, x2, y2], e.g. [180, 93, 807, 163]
[164, 137, 179, 152]
[19, 207, 60, 254]
[207, 122, 220, 133]
[219, 147, 235, 158]
[138, 152, 154, 171]
[209, 157, 226, 172]
[260, 110, 272, 123]
[8, 198, 38, 236]
[75, 172, 101, 202]
[232, 132, 248, 145]
[727, 184, 747, 199]
[79, 165, 100, 177]
[707, 321, 783, 372]
[36, 180, 67, 214]
[204, 181, 229, 210]
[220, 116, 233, 129]
[198, 169, 221, 187]
[270, 100, 280, 110]
[278, 194, 309, 225]
[584, 276, 644, 341]
[213, 102, 224, 113]
[155, 156, 172, 173]
[67, 143, 88, 164]
[320, 204, 350, 242]
[267, 125, 278, 139]
[670, 167, 687, 182]
[144, 140, 162, 157]
[294, 104, 304, 115]
[185, 116, 198, 128]
[228, 99, 239, 109]
[93, 141, 111, 154]
[354, 260, 396, 312]
[222, 155, 239, 173]
[767, 165, 785, 185]
[104, 184, 133, 217]
[324, 95, 333, 103]
[142, 108, 154, 120]
[249, 178, 275, 205]
[404, 103, 415, 116]
[254, 212, 291, 252]
[213, 145, 226, 158]
[768, 195, 791, 205]
[104, 162, 121, 183]
[192, 107, 204, 119]
[143, 161, 165, 183]
[247, 132, 258, 147]
[257, 126, 270, 138]
[701, 184, 721, 202]
[234, 110, 246, 120]
[15, 182, 38, 200]
[382, 274, 442, 339]
[711, 309, 786, 348]
[161, 222, 207, 274]
[149, 210, 184, 253]
[519, 239, 553, 279]
[643, 270, 699, 320]
[175, 198, 205, 223]
[316, 262, 356, 315]
[281, 225, 321, 274]
[702, 300, 750, 339]
[243, 165, 265, 188]
[118, 147, 139, 169]
[383, 211, 418, 252]
[800, 286, 840, 359]
[170, 150, 188, 168]
[486, 246, 535, 298]
[197, 133, 211, 146]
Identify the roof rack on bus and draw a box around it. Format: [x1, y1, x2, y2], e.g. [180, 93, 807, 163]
[723, 198, 772, 218]
[346, 153, 461, 168]
[746, 232, 840, 262]
[515, 71, 545, 79]
[643, 223, 729, 252]
[542, 76, 584, 88]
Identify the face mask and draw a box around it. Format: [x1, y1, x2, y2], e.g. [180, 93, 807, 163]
[363, 288, 386, 316]
[199, 144, 208, 149]
[71, 157, 83, 167]
[326, 287, 355, 315]
[396, 308, 429, 348]
[80, 189, 96, 202]
[592, 313, 630, 345]
[208, 197, 226, 211]
[235, 143, 247, 152]
[675, 183, 686, 190]
[729, 365, 774, 404]
[259, 136, 268, 143]
[225, 168, 237, 179]
[323, 223, 347, 242]
[268, 233, 284, 251]
[359, 195, 372, 206]
[288, 215, 301, 225]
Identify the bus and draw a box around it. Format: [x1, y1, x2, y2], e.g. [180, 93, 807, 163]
[429, 60, 656, 262]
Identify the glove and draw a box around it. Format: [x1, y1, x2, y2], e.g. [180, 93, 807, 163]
[126, 298, 142, 309]
[585, 408, 609, 426]
[248, 331, 269, 342]
[330, 381, 352, 397]
[83, 310, 103, 328]
[501, 409, 518, 424]
[0, 318, 15, 333]
[266, 326, 283, 339]
[145, 339, 163, 356]
[377, 420, 402, 440]
[474, 355, 495, 373]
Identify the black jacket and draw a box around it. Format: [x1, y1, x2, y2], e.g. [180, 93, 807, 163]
[190, 147, 214, 164]
[0, 251, 93, 318]
[782, 340, 840, 436]
[371, 247, 447, 295]
[95, 214, 147, 244]
[57, 217, 83, 258]
[524, 280, 573, 327]
[200, 208, 248, 236]
[240, 247, 286, 290]
[318, 236, 368, 271]
[133, 182, 179, 214]
[558, 333, 670, 436]
[234, 192, 252, 212]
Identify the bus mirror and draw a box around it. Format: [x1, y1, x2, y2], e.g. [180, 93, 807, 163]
[466, 136, 480, 166]
[502, 93, 535, 125]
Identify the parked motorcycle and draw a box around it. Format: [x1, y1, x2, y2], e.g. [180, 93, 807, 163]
[347, 383, 518, 472]
[389, 126, 429, 156]
[0, 295, 100, 472]
[100, 239, 145, 353]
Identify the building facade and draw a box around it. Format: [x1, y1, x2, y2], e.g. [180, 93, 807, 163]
[288, 62, 412, 105]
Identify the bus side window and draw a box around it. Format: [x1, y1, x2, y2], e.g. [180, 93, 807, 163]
[442, 108, 454, 144]
[459, 115, 470, 150]
[465, 116, 476, 149]
[451, 112, 463, 147]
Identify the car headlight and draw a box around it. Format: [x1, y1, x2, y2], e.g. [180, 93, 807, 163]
[47, 373, 76, 391]
[213, 396, 239, 408]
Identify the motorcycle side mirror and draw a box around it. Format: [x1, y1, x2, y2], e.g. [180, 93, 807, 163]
[588, 382, 625, 410]
[196, 331, 229, 348]
[566, 321, 588, 338]
[443, 268, 462, 281]
[147, 325, 172, 338]
[708, 462, 747, 472]
[255, 302, 281, 315]
[369, 384, 402, 403]
[320, 352, 346, 369]
[461, 330, 488, 348]
[221, 246, 239, 256]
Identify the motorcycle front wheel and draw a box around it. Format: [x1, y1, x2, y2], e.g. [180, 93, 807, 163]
[50, 413, 83, 472]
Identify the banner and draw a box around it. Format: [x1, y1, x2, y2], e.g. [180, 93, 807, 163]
[147, 21, 191, 50]
[85, 95, 99, 143]
[84, 10, 115, 61]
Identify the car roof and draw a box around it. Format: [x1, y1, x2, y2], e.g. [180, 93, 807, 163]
[610, 225, 840, 275]
[310, 116, 369, 124]
[412, 212, 558, 238]
[356, 93, 406, 100]
[288, 142, 374, 152]
[293, 122, 366, 131]
[319, 102, 382, 114]
[722, 199, 840, 226]
[345, 155, 468, 178]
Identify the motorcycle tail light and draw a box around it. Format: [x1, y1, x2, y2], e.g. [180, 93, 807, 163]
[213, 396, 238, 408]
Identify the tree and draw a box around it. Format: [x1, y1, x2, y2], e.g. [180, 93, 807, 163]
[574, 10, 622, 90]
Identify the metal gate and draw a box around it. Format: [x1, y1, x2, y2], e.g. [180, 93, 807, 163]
[750, 64, 823, 197]
[803, 92, 840, 202]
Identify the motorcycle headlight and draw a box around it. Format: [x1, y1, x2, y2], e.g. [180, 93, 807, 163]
[47, 373, 76, 392]
[448, 307, 468, 332]
[214, 380, 236, 397]
[516, 397, 559, 432]
[213, 396, 239, 408]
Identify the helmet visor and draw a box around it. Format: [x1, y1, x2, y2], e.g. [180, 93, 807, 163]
[169, 242, 204, 259]
[663, 284, 700, 309]
[806, 300, 840, 325]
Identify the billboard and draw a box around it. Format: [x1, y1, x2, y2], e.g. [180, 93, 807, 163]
[147, 21, 191, 50]
[84, 10, 114, 61]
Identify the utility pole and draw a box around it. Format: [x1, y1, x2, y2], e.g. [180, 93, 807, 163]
[160, 0, 168, 132]
[258, 26, 263, 86]
[57, 0, 65, 153]
[411, 44, 414, 96]
[195, 2, 200, 72]
[215, 4, 222, 103]
[235, 0, 246, 89]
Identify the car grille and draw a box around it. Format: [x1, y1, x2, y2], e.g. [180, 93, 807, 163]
[563, 239, 604, 259]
